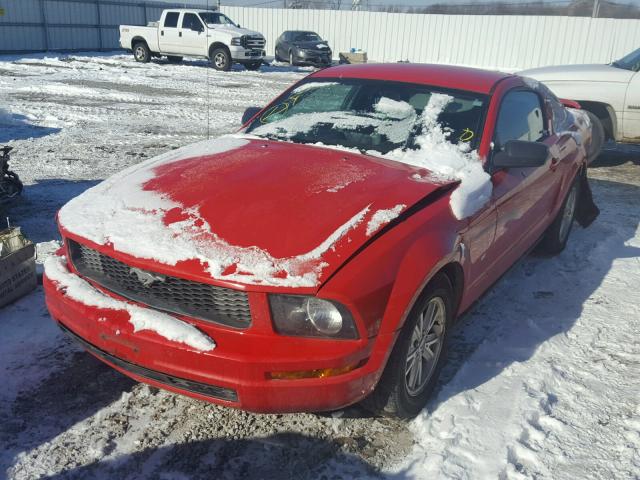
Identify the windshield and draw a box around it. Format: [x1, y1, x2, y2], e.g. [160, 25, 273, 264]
[294, 32, 322, 42]
[199, 12, 236, 26]
[612, 48, 640, 72]
[245, 79, 487, 155]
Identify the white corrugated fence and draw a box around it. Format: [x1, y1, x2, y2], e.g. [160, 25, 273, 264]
[221, 6, 640, 70]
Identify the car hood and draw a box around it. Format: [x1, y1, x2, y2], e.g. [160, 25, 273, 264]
[521, 63, 635, 83]
[58, 136, 452, 291]
[207, 25, 263, 39]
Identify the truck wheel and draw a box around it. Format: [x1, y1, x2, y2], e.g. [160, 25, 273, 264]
[210, 47, 231, 71]
[538, 174, 580, 255]
[167, 56, 183, 64]
[362, 274, 453, 419]
[244, 61, 262, 71]
[585, 111, 604, 164]
[133, 42, 150, 63]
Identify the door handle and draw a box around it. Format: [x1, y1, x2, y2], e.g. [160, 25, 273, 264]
[179, 31, 182, 37]
[161, 30, 164, 36]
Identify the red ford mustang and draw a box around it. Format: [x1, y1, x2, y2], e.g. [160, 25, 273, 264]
[43, 64, 598, 418]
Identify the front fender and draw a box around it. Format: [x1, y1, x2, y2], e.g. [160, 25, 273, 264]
[318, 194, 461, 339]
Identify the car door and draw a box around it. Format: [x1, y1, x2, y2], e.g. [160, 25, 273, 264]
[159, 11, 181, 54]
[623, 71, 640, 141]
[180, 12, 207, 57]
[489, 89, 563, 273]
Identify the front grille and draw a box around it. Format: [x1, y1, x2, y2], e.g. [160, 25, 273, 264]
[67, 240, 251, 329]
[59, 323, 239, 402]
[242, 35, 265, 50]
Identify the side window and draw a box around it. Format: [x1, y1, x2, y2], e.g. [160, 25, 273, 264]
[495, 90, 545, 147]
[164, 12, 179, 28]
[182, 13, 202, 31]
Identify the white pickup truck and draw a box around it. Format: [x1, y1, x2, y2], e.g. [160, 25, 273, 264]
[119, 9, 266, 71]
[522, 47, 640, 155]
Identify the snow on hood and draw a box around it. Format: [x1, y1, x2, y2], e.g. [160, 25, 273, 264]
[58, 135, 444, 288]
[44, 255, 215, 352]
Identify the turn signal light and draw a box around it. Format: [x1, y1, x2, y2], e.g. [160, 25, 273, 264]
[267, 362, 361, 380]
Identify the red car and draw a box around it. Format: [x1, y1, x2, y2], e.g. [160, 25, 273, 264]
[44, 64, 597, 418]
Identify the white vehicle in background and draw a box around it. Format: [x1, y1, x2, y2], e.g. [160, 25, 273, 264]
[522, 47, 640, 159]
[119, 9, 266, 71]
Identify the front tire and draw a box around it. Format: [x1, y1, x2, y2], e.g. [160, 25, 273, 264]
[362, 274, 453, 418]
[538, 174, 580, 255]
[244, 61, 262, 71]
[210, 47, 231, 71]
[289, 50, 296, 66]
[585, 111, 604, 164]
[133, 42, 150, 63]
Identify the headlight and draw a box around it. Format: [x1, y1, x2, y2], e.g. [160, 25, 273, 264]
[269, 295, 358, 339]
[230, 37, 242, 46]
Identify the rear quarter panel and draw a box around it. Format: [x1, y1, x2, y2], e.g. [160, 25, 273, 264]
[120, 26, 160, 52]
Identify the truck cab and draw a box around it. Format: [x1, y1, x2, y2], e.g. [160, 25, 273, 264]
[120, 9, 266, 71]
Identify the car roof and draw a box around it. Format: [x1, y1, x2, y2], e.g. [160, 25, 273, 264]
[311, 63, 514, 95]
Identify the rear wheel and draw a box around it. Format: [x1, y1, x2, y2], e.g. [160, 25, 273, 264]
[362, 274, 453, 418]
[133, 42, 150, 63]
[585, 111, 604, 164]
[210, 47, 231, 71]
[167, 55, 183, 64]
[538, 175, 580, 255]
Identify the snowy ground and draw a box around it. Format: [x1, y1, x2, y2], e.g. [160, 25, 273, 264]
[0, 52, 638, 480]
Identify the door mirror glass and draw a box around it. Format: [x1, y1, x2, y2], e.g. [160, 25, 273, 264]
[493, 140, 549, 169]
[242, 106, 261, 125]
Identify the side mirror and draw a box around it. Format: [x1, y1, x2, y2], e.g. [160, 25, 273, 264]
[493, 140, 549, 169]
[242, 106, 261, 125]
[194, 25, 204, 32]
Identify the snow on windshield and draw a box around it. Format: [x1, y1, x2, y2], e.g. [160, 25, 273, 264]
[383, 94, 492, 219]
[252, 96, 417, 146]
[291, 82, 338, 94]
[44, 255, 216, 352]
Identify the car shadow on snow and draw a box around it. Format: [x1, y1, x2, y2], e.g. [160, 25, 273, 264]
[0, 109, 61, 143]
[3, 178, 101, 243]
[40, 432, 380, 480]
[426, 176, 640, 412]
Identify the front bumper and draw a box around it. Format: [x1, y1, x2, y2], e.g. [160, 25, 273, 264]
[294, 51, 332, 66]
[229, 46, 265, 62]
[43, 258, 394, 413]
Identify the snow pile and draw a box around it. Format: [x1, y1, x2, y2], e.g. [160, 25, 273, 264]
[382, 94, 492, 219]
[366, 204, 406, 236]
[58, 135, 370, 287]
[44, 255, 215, 352]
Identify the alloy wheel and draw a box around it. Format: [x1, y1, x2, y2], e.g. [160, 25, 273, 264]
[405, 297, 446, 396]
